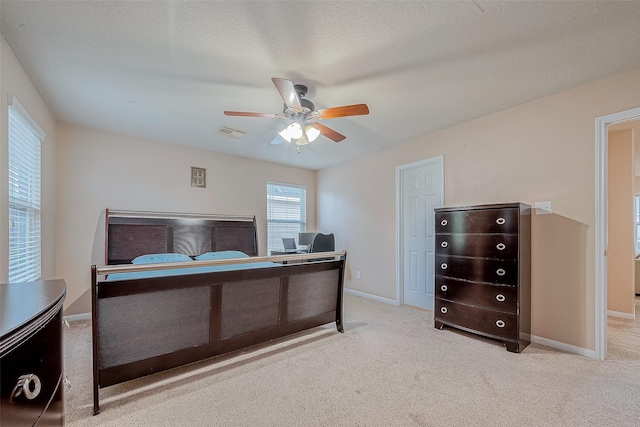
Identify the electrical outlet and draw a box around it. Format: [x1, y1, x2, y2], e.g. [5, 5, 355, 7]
[356, 271, 361, 279]
[535, 201, 552, 215]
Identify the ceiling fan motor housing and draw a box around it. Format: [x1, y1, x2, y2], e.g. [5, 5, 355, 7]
[294, 84, 308, 97]
[283, 90, 315, 119]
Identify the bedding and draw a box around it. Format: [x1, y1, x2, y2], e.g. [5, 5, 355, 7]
[132, 253, 192, 264]
[195, 250, 249, 260]
[107, 250, 280, 281]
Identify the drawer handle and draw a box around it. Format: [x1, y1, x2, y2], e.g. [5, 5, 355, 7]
[496, 294, 506, 302]
[10, 374, 42, 403]
[440, 263, 448, 270]
[496, 243, 506, 251]
[440, 307, 448, 314]
[440, 284, 448, 292]
[496, 217, 506, 225]
[440, 241, 448, 248]
[440, 219, 448, 226]
[496, 320, 506, 328]
[496, 268, 506, 276]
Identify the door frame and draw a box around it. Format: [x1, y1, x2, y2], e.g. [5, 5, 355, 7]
[395, 155, 444, 306]
[595, 106, 640, 360]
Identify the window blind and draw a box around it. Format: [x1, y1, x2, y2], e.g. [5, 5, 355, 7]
[266, 182, 306, 253]
[8, 97, 44, 283]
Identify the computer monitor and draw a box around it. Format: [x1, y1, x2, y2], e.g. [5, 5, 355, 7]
[298, 232, 317, 251]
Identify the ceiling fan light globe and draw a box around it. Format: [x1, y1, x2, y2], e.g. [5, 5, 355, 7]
[289, 123, 303, 139]
[296, 133, 310, 146]
[278, 126, 293, 143]
[305, 125, 321, 142]
[278, 133, 292, 143]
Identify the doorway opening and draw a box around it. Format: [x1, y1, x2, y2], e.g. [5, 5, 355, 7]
[595, 106, 640, 360]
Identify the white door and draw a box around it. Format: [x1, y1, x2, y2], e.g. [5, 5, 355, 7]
[399, 157, 443, 310]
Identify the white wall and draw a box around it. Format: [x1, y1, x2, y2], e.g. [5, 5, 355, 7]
[56, 123, 316, 314]
[318, 67, 640, 352]
[1, 36, 57, 283]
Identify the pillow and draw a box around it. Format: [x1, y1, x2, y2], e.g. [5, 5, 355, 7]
[132, 253, 192, 264]
[195, 250, 249, 261]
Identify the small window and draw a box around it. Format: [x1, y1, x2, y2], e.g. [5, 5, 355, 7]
[266, 182, 306, 254]
[8, 97, 45, 283]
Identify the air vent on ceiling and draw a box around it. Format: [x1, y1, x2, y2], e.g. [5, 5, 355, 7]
[217, 126, 246, 138]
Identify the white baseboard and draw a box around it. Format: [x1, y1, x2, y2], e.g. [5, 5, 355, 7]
[344, 291, 599, 358]
[607, 309, 636, 319]
[530, 334, 597, 359]
[344, 288, 399, 306]
[344, 289, 602, 359]
[64, 312, 91, 322]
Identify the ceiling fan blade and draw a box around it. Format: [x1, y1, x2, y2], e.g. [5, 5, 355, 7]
[272, 78, 302, 110]
[310, 122, 346, 143]
[224, 111, 283, 119]
[316, 103, 369, 120]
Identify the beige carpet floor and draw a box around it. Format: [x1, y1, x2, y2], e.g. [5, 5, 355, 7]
[63, 294, 640, 426]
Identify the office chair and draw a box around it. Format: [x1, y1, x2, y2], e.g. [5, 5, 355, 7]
[310, 233, 335, 261]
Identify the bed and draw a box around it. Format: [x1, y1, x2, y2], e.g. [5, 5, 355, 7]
[91, 209, 346, 415]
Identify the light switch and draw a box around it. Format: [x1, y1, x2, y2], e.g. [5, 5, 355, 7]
[535, 201, 552, 215]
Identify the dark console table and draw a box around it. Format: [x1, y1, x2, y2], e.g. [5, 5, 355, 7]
[1, 279, 66, 426]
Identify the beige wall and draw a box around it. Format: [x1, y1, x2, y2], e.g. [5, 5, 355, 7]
[607, 129, 635, 315]
[1, 36, 58, 283]
[318, 67, 640, 351]
[4, 28, 640, 351]
[56, 123, 316, 315]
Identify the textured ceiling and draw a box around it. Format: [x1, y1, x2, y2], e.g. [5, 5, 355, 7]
[2, 1, 640, 170]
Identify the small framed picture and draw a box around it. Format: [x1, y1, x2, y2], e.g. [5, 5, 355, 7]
[191, 167, 206, 188]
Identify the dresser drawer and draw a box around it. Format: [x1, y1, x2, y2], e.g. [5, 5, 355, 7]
[435, 277, 517, 313]
[436, 233, 518, 259]
[435, 208, 519, 234]
[436, 255, 518, 285]
[435, 299, 518, 340]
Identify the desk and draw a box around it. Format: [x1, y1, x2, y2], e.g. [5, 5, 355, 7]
[270, 250, 309, 255]
[270, 250, 309, 264]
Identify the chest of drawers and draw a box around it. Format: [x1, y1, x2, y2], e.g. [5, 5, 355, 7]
[433, 203, 531, 353]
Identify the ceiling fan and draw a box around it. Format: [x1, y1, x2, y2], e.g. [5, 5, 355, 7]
[224, 78, 369, 149]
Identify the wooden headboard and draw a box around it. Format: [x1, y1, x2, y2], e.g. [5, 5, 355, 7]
[105, 209, 258, 264]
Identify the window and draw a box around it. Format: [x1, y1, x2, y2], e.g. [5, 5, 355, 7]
[266, 182, 306, 253]
[8, 97, 45, 282]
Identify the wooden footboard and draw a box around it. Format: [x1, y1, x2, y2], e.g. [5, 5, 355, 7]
[91, 254, 346, 415]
